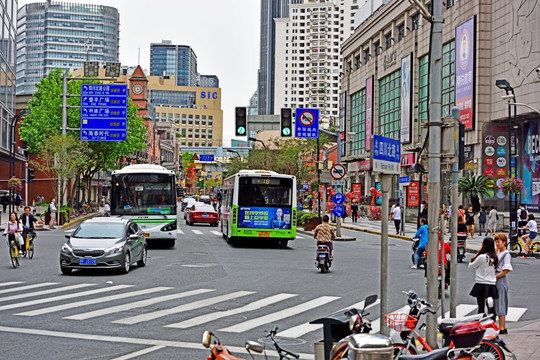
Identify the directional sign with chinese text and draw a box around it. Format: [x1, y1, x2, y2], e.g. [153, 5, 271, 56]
[81, 84, 128, 141]
[295, 108, 319, 138]
[199, 155, 215, 162]
[372, 135, 401, 174]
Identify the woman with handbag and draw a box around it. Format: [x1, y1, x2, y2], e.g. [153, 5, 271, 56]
[3, 212, 25, 256]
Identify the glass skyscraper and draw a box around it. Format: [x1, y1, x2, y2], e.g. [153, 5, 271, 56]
[1, 0, 17, 153]
[150, 40, 198, 87]
[15, 1, 120, 95]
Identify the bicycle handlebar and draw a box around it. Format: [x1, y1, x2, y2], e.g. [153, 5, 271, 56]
[266, 326, 300, 359]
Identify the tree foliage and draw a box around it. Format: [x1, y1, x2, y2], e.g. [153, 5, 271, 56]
[458, 175, 495, 213]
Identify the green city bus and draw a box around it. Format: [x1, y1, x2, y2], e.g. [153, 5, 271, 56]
[220, 170, 297, 247]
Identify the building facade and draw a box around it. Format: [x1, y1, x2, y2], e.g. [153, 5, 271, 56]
[150, 40, 198, 87]
[341, 0, 540, 211]
[15, 0, 120, 95]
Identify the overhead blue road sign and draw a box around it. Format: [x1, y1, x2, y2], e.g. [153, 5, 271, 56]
[333, 193, 345, 205]
[81, 84, 128, 142]
[372, 135, 401, 174]
[199, 155, 215, 162]
[332, 204, 345, 217]
[295, 108, 319, 139]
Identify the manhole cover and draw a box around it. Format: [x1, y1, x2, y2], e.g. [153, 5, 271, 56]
[258, 336, 306, 346]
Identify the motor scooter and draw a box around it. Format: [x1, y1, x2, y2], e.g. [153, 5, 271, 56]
[315, 244, 332, 273]
[202, 330, 263, 360]
[411, 238, 426, 268]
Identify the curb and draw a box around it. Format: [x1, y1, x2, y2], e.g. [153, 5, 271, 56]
[60, 212, 102, 230]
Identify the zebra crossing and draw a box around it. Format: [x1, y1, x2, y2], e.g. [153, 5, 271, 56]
[0, 281, 528, 340]
[176, 227, 307, 239]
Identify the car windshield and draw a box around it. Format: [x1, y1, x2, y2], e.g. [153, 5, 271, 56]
[72, 222, 124, 238]
[196, 205, 215, 212]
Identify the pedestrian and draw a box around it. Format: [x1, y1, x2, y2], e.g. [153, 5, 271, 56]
[468, 237, 499, 314]
[1, 192, 8, 213]
[518, 213, 537, 258]
[15, 193, 22, 211]
[351, 201, 359, 223]
[478, 207, 487, 236]
[412, 217, 428, 269]
[390, 202, 396, 221]
[517, 204, 528, 236]
[417, 201, 427, 229]
[49, 198, 57, 229]
[392, 202, 401, 234]
[313, 215, 335, 258]
[488, 206, 498, 235]
[494, 233, 512, 335]
[465, 205, 475, 238]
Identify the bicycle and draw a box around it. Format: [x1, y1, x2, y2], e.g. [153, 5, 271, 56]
[508, 230, 539, 257]
[5, 235, 21, 269]
[23, 228, 36, 259]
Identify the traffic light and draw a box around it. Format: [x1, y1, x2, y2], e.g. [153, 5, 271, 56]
[280, 108, 292, 137]
[235, 107, 247, 136]
[458, 122, 465, 170]
[27, 168, 35, 182]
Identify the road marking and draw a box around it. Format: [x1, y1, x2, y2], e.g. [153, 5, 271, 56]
[165, 293, 297, 329]
[296, 235, 304, 239]
[16, 286, 173, 316]
[64, 289, 215, 320]
[441, 304, 478, 321]
[113, 290, 255, 325]
[506, 307, 528, 322]
[192, 230, 203, 235]
[211, 231, 222, 236]
[0, 283, 96, 304]
[0, 325, 315, 359]
[0, 282, 58, 295]
[220, 296, 340, 333]
[0, 281, 24, 287]
[110, 345, 166, 360]
[0, 285, 132, 312]
[176, 229, 184, 234]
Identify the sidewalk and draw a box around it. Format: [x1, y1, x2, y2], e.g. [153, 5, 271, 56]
[0, 206, 100, 231]
[299, 213, 539, 359]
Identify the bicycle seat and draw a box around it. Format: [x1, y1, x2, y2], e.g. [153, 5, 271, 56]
[399, 347, 450, 360]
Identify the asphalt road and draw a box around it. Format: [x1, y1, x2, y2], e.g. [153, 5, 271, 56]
[0, 211, 537, 359]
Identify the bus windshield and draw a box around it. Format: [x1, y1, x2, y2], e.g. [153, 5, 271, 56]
[238, 177, 292, 207]
[111, 173, 177, 215]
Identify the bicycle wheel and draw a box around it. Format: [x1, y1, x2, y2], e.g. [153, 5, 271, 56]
[393, 344, 416, 359]
[472, 340, 505, 360]
[27, 239, 34, 259]
[9, 246, 19, 268]
[508, 239, 522, 254]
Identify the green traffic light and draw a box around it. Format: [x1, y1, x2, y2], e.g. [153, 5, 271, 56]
[237, 126, 246, 135]
[282, 128, 291, 136]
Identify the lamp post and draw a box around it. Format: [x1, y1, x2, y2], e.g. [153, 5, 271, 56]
[496, 79, 518, 230]
[9, 109, 31, 215]
[248, 137, 267, 168]
[227, 149, 241, 159]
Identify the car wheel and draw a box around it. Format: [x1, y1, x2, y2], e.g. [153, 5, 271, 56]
[137, 246, 147, 267]
[122, 252, 131, 274]
[61, 266, 72, 275]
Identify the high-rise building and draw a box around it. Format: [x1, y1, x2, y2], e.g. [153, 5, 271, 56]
[1, 0, 17, 154]
[15, 0, 120, 95]
[150, 40, 198, 87]
[198, 75, 219, 88]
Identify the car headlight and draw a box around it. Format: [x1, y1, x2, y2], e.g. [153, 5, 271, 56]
[106, 244, 124, 254]
[61, 243, 73, 253]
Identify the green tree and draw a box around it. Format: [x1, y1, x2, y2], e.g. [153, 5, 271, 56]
[458, 175, 495, 213]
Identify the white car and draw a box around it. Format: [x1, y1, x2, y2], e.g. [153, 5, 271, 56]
[182, 197, 197, 212]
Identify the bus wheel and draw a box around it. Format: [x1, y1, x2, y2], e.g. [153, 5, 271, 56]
[278, 240, 288, 248]
[168, 239, 176, 248]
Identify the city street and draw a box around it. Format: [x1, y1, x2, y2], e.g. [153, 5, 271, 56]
[0, 212, 538, 359]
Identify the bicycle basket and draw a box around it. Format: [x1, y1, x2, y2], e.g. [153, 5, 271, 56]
[384, 313, 417, 331]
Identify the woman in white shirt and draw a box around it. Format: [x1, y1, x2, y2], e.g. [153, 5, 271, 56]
[494, 233, 512, 334]
[468, 237, 499, 314]
[519, 213, 537, 258]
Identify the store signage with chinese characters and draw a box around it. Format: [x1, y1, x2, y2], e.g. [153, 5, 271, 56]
[401, 153, 415, 167]
[407, 181, 420, 207]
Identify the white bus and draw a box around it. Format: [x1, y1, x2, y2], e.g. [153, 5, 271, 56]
[221, 170, 297, 247]
[110, 164, 178, 247]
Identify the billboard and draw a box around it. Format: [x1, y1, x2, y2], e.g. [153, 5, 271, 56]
[408, 181, 420, 207]
[523, 121, 540, 211]
[455, 16, 476, 130]
[401, 53, 412, 143]
[237, 207, 292, 230]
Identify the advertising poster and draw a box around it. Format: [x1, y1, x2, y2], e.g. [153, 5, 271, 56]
[400, 53, 412, 144]
[523, 122, 540, 211]
[408, 181, 420, 207]
[375, 182, 382, 205]
[365, 76, 373, 151]
[455, 16, 476, 130]
[238, 207, 292, 230]
[352, 183, 362, 202]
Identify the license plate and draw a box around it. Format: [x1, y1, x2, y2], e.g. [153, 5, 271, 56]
[80, 258, 97, 265]
[319, 254, 326, 259]
[202, 214, 209, 217]
[259, 231, 270, 237]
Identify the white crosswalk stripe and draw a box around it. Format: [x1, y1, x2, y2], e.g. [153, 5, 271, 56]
[211, 230, 222, 236]
[219, 296, 340, 333]
[113, 290, 255, 325]
[0, 283, 96, 303]
[176, 229, 184, 234]
[506, 307, 528, 322]
[192, 229, 203, 235]
[0, 282, 58, 295]
[16, 286, 173, 316]
[0, 285, 132, 312]
[0, 282, 23, 287]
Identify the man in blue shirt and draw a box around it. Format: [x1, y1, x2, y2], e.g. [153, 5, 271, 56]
[412, 217, 428, 269]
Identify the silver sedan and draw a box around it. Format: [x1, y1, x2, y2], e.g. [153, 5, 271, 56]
[59, 217, 147, 275]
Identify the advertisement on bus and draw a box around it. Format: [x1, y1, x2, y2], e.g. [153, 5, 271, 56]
[237, 207, 292, 230]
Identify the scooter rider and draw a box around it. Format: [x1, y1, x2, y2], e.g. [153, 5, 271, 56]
[412, 217, 428, 269]
[314, 215, 335, 259]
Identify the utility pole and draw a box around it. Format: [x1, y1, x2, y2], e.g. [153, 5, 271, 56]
[380, 174, 391, 335]
[450, 107, 461, 317]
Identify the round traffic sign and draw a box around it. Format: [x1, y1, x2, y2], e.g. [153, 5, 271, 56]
[298, 110, 315, 127]
[333, 193, 345, 205]
[332, 204, 345, 217]
[330, 164, 346, 180]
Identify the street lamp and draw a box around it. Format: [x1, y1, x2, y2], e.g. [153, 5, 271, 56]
[248, 137, 267, 168]
[9, 109, 31, 215]
[496, 79, 518, 229]
[227, 149, 241, 159]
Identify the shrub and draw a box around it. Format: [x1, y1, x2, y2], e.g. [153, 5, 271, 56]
[298, 211, 319, 227]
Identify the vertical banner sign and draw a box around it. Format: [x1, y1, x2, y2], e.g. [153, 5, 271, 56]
[408, 181, 420, 207]
[523, 121, 540, 211]
[455, 16, 476, 130]
[339, 92, 346, 157]
[365, 76, 374, 151]
[400, 53, 412, 143]
[352, 183, 362, 202]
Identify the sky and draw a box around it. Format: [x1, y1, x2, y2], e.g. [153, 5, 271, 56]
[18, 0, 261, 144]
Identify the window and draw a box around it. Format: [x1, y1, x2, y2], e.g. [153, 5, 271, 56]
[442, 40, 455, 117]
[208, 116, 213, 125]
[418, 55, 429, 139]
[412, 13, 420, 30]
[168, 113, 173, 122]
[363, 49, 370, 63]
[398, 23, 405, 41]
[378, 70, 400, 140]
[374, 41, 381, 56]
[350, 89, 366, 155]
[195, 115, 200, 125]
[161, 113, 166, 121]
[202, 115, 206, 125]
[188, 115, 193, 124]
[385, 33, 393, 50]
[175, 114, 180, 123]
[182, 114, 186, 124]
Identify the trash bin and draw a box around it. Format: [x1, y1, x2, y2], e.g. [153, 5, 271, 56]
[311, 308, 357, 360]
[346, 334, 393, 360]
